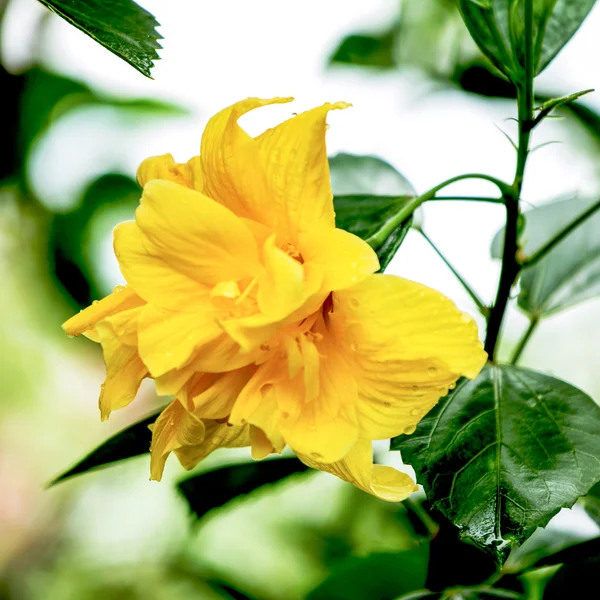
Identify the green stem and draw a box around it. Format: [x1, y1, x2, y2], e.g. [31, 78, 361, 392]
[521, 199, 600, 267]
[484, 0, 535, 361]
[419, 229, 486, 312]
[366, 173, 511, 249]
[510, 316, 539, 365]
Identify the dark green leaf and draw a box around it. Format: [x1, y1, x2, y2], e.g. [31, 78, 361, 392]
[49, 409, 162, 485]
[38, 0, 162, 78]
[458, 0, 519, 80]
[391, 365, 600, 564]
[177, 458, 309, 520]
[330, 153, 416, 270]
[534, 0, 597, 74]
[492, 197, 600, 316]
[581, 481, 600, 527]
[329, 30, 396, 68]
[306, 548, 429, 600]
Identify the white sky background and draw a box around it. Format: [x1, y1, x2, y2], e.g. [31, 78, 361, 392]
[2, 0, 600, 395]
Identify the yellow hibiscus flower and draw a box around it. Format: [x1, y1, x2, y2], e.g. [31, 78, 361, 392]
[63, 97, 486, 502]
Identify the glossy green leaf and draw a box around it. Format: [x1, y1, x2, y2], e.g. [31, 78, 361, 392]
[330, 153, 416, 271]
[306, 548, 428, 600]
[38, 0, 162, 78]
[329, 30, 396, 68]
[492, 197, 600, 316]
[458, 0, 519, 80]
[535, 0, 597, 74]
[459, 0, 597, 81]
[49, 409, 162, 485]
[178, 458, 309, 520]
[391, 365, 600, 564]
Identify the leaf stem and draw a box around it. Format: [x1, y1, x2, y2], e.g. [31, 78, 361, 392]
[419, 228, 487, 313]
[366, 173, 511, 249]
[484, 0, 535, 361]
[521, 199, 600, 267]
[510, 316, 539, 365]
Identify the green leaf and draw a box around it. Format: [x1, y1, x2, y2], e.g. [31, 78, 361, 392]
[329, 30, 396, 68]
[49, 409, 162, 485]
[459, 1, 597, 81]
[306, 548, 429, 600]
[492, 197, 600, 316]
[534, 0, 597, 74]
[391, 364, 600, 564]
[581, 481, 600, 527]
[177, 458, 309, 520]
[458, 0, 519, 80]
[38, 0, 162, 78]
[330, 153, 416, 271]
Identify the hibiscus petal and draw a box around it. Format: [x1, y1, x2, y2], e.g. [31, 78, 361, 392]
[94, 307, 148, 421]
[256, 102, 349, 241]
[299, 227, 379, 291]
[137, 153, 203, 190]
[136, 180, 261, 285]
[62, 286, 144, 336]
[331, 274, 487, 439]
[114, 221, 209, 310]
[297, 439, 418, 502]
[201, 97, 293, 225]
[173, 420, 251, 471]
[137, 302, 247, 377]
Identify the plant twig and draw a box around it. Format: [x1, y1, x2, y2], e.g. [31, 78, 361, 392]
[419, 229, 486, 313]
[521, 199, 600, 267]
[510, 316, 539, 365]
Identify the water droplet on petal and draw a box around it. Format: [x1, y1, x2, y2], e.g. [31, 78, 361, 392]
[260, 383, 273, 397]
[113, 285, 125, 293]
[310, 452, 323, 460]
[92, 300, 99, 305]
[410, 408, 420, 416]
[403, 423, 417, 435]
[449, 383, 456, 390]
[281, 411, 290, 419]
[349, 297, 360, 309]
[427, 367, 437, 377]
[411, 385, 419, 393]
[349, 343, 358, 352]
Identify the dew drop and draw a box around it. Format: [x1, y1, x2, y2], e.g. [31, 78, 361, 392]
[349, 297, 360, 309]
[410, 408, 420, 416]
[310, 452, 323, 460]
[92, 300, 99, 305]
[449, 382, 456, 390]
[403, 423, 417, 435]
[427, 366, 437, 377]
[349, 343, 358, 352]
[113, 285, 125, 293]
[281, 411, 290, 419]
[411, 385, 419, 393]
[383, 401, 391, 407]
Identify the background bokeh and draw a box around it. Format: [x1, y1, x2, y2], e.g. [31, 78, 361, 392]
[1, 1, 599, 598]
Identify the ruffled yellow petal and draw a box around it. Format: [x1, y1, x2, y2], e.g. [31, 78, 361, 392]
[137, 301, 254, 378]
[183, 366, 257, 420]
[136, 180, 261, 285]
[297, 439, 418, 502]
[299, 227, 380, 291]
[331, 274, 487, 439]
[173, 420, 251, 471]
[137, 154, 203, 190]
[62, 286, 144, 336]
[230, 333, 359, 463]
[256, 102, 349, 241]
[256, 235, 304, 318]
[114, 221, 209, 310]
[201, 97, 293, 225]
[94, 306, 148, 421]
[149, 399, 206, 481]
